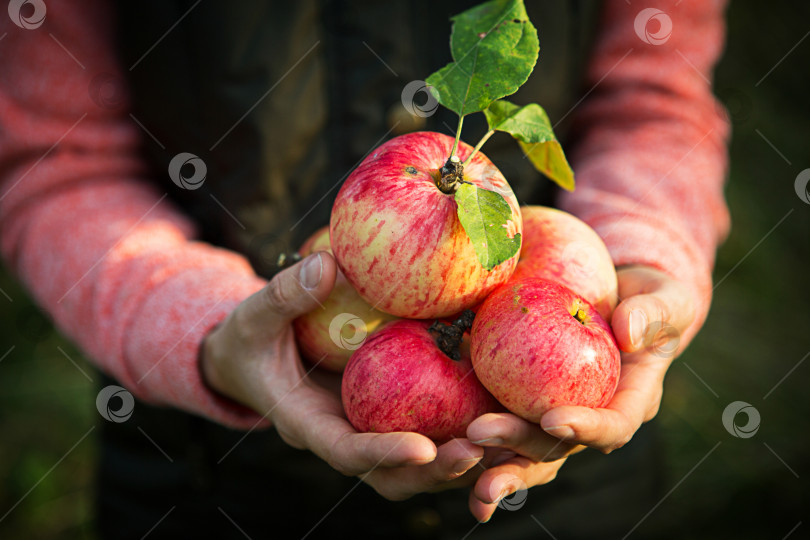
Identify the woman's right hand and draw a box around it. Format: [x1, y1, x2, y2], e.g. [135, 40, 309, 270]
[200, 252, 486, 500]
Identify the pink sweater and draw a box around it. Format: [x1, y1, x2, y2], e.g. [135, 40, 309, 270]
[0, 1, 729, 429]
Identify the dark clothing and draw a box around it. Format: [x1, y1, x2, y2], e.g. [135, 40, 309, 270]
[98, 375, 663, 540]
[98, 1, 663, 539]
[114, 0, 600, 278]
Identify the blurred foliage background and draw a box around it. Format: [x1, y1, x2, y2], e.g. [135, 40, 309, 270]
[1, 2, 808, 538]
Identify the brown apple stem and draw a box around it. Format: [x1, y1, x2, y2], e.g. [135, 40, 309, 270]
[437, 156, 465, 194]
[429, 309, 476, 360]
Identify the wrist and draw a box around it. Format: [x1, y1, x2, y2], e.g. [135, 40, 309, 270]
[199, 324, 228, 398]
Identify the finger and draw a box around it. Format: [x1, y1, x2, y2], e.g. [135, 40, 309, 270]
[473, 457, 561, 505]
[613, 267, 695, 353]
[240, 252, 338, 335]
[468, 489, 499, 523]
[368, 438, 484, 499]
[467, 413, 576, 462]
[322, 421, 438, 476]
[540, 353, 667, 452]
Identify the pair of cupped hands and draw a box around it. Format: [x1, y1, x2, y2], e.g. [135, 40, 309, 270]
[202, 250, 694, 523]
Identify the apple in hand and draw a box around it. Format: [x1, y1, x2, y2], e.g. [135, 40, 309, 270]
[293, 227, 396, 372]
[471, 278, 620, 423]
[342, 318, 497, 441]
[330, 131, 522, 319]
[512, 206, 617, 321]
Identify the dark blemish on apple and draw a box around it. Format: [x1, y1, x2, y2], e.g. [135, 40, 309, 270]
[521, 306, 529, 314]
[513, 19, 521, 23]
[405, 166, 418, 175]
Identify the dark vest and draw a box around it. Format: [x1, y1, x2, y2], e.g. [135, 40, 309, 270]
[114, 0, 600, 278]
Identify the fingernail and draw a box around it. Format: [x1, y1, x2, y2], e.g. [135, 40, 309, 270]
[629, 309, 648, 349]
[543, 425, 575, 440]
[453, 457, 481, 475]
[470, 437, 504, 446]
[300, 253, 323, 290]
[404, 457, 435, 466]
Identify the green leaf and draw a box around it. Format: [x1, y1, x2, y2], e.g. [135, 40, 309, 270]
[484, 99, 575, 191]
[455, 183, 521, 270]
[425, 0, 539, 118]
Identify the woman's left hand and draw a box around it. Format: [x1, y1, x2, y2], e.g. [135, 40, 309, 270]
[465, 265, 696, 522]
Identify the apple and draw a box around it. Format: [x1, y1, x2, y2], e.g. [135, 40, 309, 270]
[330, 131, 522, 319]
[342, 319, 497, 441]
[512, 206, 617, 321]
[471, 277, 620, 423]
[293, 227, 396, 372]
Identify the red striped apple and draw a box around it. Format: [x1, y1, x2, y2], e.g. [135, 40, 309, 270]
[330, 131, 522, 319]
[471, 277, 620, 423]
[342, 319, 497, 441]
[512, 206, 617, 321]
[293, 227, 396, 372]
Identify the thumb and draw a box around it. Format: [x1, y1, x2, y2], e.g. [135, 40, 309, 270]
[245, 252, 337, 334]
[611, 267, 695, 355]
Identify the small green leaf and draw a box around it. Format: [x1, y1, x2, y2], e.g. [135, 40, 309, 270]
[425, 0, 539, 118]
[484, 99, 575, 191]
[455, 183, 521, 270]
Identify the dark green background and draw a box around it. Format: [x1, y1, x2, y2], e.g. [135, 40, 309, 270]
[1, 2, 808, 538]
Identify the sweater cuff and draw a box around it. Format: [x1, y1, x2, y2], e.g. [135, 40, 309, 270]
[581, 212, 713, 349]
[124, 268, 269, 429]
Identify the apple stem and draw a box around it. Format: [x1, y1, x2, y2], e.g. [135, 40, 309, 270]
[570, 300, 588, 324]
[461, 129, 495, 168]
[429, 309, 475, 360]
[437, 155, 465, 193]
[449, 115, 464, 159]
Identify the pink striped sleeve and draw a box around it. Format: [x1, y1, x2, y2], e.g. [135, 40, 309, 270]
[560, 0, 731, 345]
[0, 0, 268, 428]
